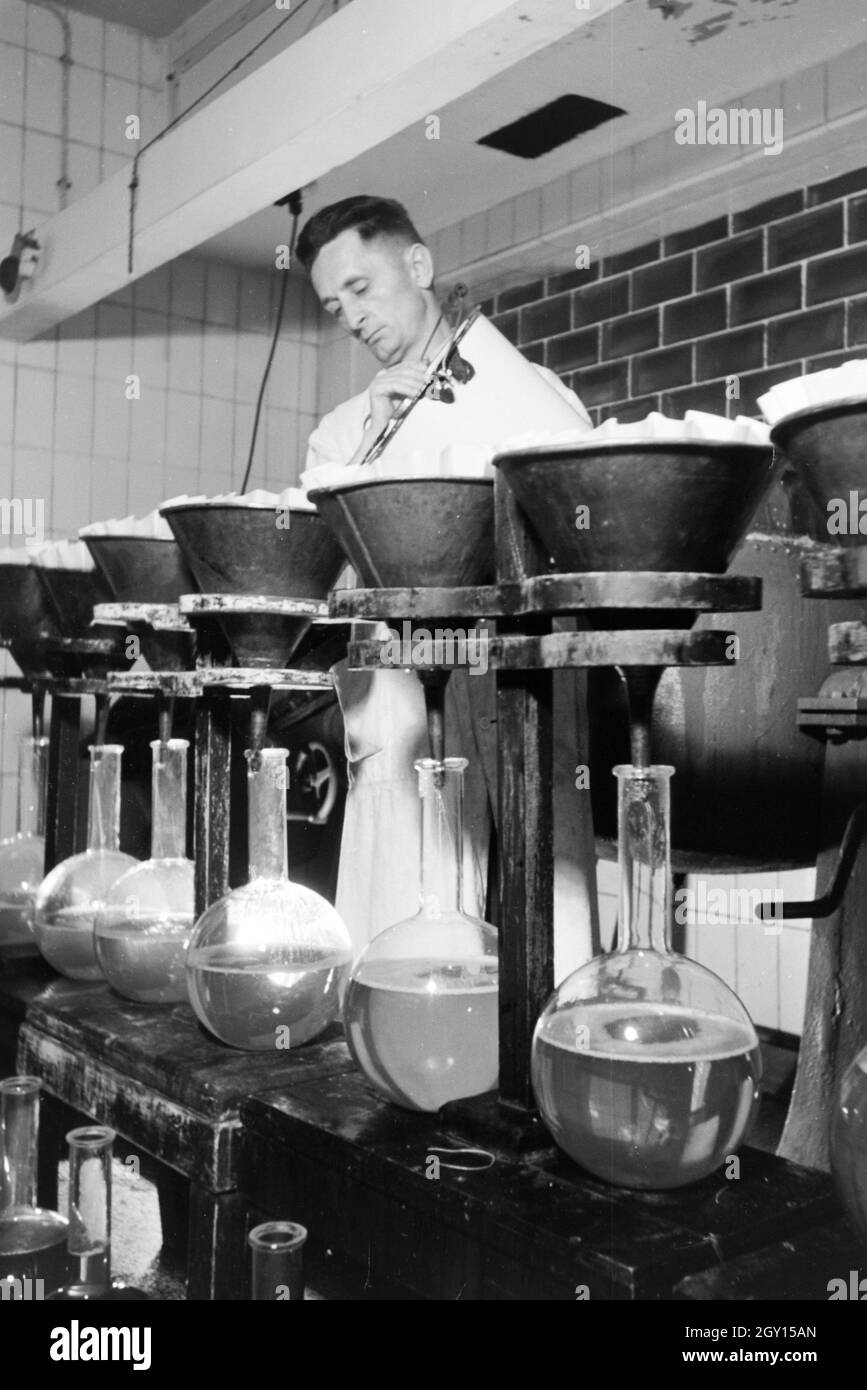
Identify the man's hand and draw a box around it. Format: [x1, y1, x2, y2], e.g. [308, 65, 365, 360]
[366, 361, 430, 434]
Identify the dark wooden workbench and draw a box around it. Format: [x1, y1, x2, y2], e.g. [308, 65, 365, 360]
[238, 1069, 853, 1301]
[0, 951, 56, 1075]
[674, 1216, 867, 1300]
[2, 957, 862, 1300]
[0, 957, 354, 1299]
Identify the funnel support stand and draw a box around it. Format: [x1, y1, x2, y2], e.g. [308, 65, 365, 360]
[194, 689, 233, 918]
[45, 692, 83, 872]
[333, 484, 757, 1125]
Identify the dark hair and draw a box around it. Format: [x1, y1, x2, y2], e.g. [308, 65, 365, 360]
[295, 195, 424, 271]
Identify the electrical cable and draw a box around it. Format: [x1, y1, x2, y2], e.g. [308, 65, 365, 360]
[239, 191, 303, 495]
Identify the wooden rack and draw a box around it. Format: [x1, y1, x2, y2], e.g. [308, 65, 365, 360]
[335, 475, 761, 1121]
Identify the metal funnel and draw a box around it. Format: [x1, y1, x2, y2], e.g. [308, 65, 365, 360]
[307, 478, 495, 588]
[212, 612, 314, 668]
[0, 563, 59, 640]
[137, 627, 196, 673]
[34, 566, 112, 638]
[83, 535, 196, 603]
[494, 440, 776, 574]
[160, 503, 345, 599]
[31, 565, 134, 677]
[180, 594, 325, 670]
[770, 398, 867, 547]
[0, 562, 62, 676]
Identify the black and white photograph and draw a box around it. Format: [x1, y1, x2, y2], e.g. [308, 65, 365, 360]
[0, 0, 866, 1338]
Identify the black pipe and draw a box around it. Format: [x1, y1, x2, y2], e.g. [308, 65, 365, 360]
[756, 803, 867, 920]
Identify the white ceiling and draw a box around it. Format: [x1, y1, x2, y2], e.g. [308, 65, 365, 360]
[196, 0, 867, 266]
[36, 0, 212, 38]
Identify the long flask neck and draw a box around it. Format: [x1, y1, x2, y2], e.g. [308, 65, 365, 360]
[247, 748, 288, 882]
[66, 1126, 114, 1289]
[17, 735, 49, 838]
[417, 758, 466, 917]
[614, 764, 674, 955]
[86, 746, 124, 854]
[150, 739, 188, 860]
[0, 1076, 41, 1212]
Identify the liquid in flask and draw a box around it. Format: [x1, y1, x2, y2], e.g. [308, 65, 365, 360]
[34, 745, 137, 981]
[95, 739, 194, 1003]
[344, 758, 499, 1112]
[531, 765, 761, 1189]
[186, 746, 352, 1051]
[0, 1076, 70, 1290]
[0, 735, 49, 954]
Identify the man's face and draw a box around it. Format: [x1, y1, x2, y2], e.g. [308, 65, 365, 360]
[310, 229, 431, 366]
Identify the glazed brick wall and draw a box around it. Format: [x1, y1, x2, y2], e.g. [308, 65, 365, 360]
[479, 165, 867, 425]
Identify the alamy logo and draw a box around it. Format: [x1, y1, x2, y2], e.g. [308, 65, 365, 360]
[379, 621, 490, 674]
[827, 493, 867, 535]
[49, 1320, 152, 1370]
[674, 882, 783, 930]
[827, 1270, 867, 1299]
[1, 1276, 44, 1299]
[675, 101, 783, 156]
[0, 497, 44, 546]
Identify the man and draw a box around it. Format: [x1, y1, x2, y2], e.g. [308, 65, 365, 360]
[298, 196, 599, 973]
[300, 196, 591, 470]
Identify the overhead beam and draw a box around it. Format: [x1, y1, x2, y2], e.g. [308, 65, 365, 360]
[1, 0, 626, 341]
[167, 0, 289, 78]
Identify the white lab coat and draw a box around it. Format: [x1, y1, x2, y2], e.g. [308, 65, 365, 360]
[307, 366, 601, 979]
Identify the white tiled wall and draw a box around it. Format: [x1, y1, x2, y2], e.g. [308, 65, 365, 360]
[0, 1, 325, 836]
[418, 43, 867, 300]
[314, 314, 373, 417]
[0, 0, 167, 248]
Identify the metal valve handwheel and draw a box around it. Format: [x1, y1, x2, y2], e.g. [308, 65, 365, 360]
[286, 740, 339, 825]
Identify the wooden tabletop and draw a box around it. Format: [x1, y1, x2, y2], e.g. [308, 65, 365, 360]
[0, 960, 353, 1188]
[239, 1068, 846, 1301]
[1, 958, 861, 1300]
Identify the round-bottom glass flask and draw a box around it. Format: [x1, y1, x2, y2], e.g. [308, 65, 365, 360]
[0, 1076, 70, 1288]
[95, 739, 194, 1003]
[186, 747, 352, 1051]
[343, 757, 499, 1113]
[0, 735, 49, 953]
[34, 746, 137, 980]
[531, 765, 762, 1190]
[831, 1048, 867, 1246]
